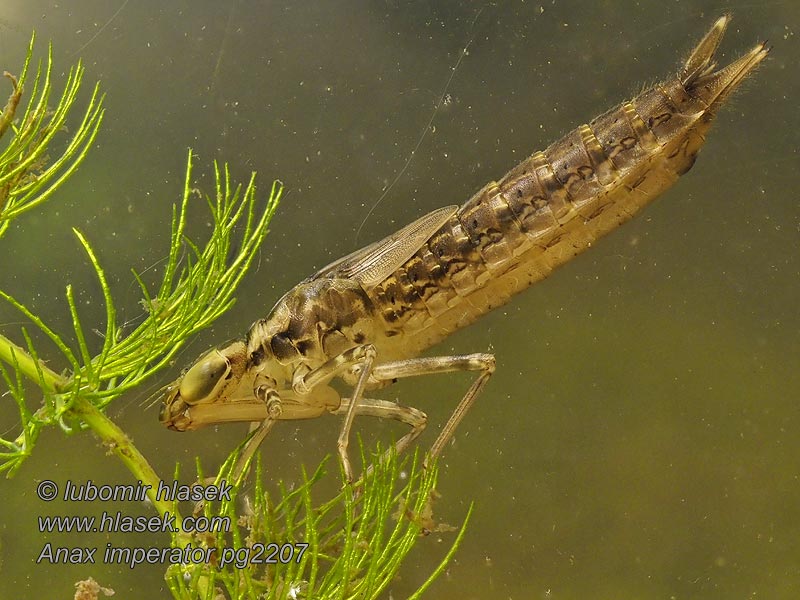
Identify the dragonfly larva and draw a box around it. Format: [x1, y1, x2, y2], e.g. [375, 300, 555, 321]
[160, 16, 769, 481]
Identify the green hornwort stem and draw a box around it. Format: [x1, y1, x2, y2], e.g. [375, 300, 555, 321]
[0, 332, 66, 392]
[66, 396, 187, 533]
[0, 334, 186, 530]
[0, 70, 22, 140]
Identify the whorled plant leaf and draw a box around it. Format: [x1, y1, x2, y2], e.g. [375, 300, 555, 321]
[0, 32, 104, 239]
[165, 442, 472, 600]
[0, 150, 282, 474]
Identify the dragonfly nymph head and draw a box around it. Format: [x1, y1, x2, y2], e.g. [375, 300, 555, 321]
[160, 340, 252, 431]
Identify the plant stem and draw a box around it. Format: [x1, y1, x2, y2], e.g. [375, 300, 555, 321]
[0, 70, 22, 140]
[67, 395, 190, 542]
[0, 333, 190, 541]
[0, 333, 66, 391]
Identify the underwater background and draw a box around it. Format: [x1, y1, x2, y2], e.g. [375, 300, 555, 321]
[1, 1, 798, 598]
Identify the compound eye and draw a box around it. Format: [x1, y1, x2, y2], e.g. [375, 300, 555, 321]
[179, 351, 230, 404]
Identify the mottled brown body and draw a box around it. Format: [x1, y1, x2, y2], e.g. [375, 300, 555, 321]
[362, 42, 767, 359]
[161, 17, 768, 479]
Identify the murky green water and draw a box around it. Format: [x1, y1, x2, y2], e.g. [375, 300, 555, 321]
[1, 1, 798, 598]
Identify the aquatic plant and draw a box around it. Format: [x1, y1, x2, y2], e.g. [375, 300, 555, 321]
[0, 36, 467, 598]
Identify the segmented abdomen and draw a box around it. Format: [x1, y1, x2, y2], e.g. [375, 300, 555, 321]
[364, 18, 767, 360]
[365, 85, 719, 359]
